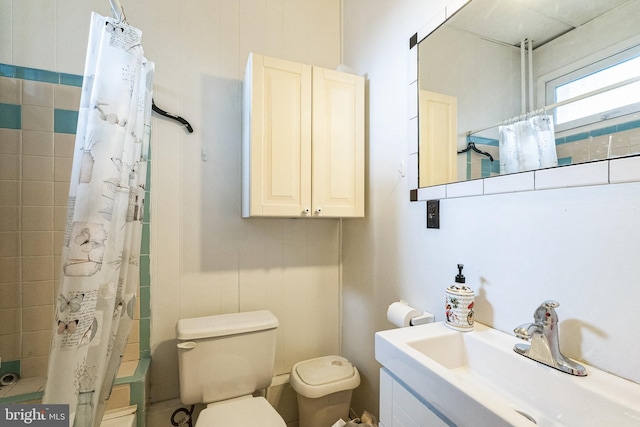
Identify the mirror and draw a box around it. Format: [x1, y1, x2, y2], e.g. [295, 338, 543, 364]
[418, 0, 640, 188]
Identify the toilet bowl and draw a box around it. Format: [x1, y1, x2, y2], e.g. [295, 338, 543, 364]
[196, 395, 285, 426]
[176, 310, 286, 427]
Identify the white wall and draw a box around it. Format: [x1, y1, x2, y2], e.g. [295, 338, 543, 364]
[342, 0, 640, 417]
[145, 0, 344, 403]
[3, 0, 344, 404]
[420, 25, 521, 143]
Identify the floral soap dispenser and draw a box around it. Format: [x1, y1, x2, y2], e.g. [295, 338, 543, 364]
[445, 264, 475, 331]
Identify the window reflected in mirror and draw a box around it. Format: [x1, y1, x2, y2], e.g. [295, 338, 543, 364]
[417, 0, 640, 187]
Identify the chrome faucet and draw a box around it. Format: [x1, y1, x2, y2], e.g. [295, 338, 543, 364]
[513, 300, 587, 376]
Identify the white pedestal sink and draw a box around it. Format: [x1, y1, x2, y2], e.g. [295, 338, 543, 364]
[375, 322, 640, 426]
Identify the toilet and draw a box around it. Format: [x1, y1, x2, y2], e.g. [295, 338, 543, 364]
[176, 310, 286, 427]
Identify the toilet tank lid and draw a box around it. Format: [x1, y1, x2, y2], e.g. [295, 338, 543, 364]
[176, 310, 278, 340]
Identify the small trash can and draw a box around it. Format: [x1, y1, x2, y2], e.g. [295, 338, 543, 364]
[290, 355, 360, 427]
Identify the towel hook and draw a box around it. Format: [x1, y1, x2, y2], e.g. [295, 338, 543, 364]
[152, 99, 194, 133]
[458, 136, 494, 161]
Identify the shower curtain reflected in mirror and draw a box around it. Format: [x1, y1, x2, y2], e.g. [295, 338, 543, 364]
[43, 12, 153, 427]
[499, 115, 558, 174]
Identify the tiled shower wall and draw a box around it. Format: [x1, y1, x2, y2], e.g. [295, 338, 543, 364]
[462, 121, 640, 180]
[0, 64, 150, 382]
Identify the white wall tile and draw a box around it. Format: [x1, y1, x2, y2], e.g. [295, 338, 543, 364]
[483, 171, 534, 195]
[610, 156, 640, 184]
[408, 46, 417, 84]
[408, 117, 418, 155]
[407, 152, 418, 190]
[408, 80, 417, 119]
[417, 185, 446, 201]
[446, 179, 483, 198]
[418, 7, 446, 42]
[534, 161, 609, 190]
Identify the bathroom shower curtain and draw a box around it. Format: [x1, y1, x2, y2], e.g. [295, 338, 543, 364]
[43, 12, 153, 427]
[499, 115, 557, 174]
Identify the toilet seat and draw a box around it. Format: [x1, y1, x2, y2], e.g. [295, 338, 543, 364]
[195, 396, 286, 427]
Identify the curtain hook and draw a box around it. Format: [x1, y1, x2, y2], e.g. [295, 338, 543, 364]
[109, 0, 127, 24]
[119, 5, 127, 24]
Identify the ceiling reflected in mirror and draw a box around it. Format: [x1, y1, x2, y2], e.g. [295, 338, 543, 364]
[417, 0, 640, 188]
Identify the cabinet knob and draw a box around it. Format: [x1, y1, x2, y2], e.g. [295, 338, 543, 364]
[315, 207, 323, 214]
[303, 207, 310, 214]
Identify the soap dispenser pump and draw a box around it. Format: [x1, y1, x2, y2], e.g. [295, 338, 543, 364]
[445, 264, 475, 331]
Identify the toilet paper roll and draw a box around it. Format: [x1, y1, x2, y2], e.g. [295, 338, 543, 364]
[387, 302, 421, 327]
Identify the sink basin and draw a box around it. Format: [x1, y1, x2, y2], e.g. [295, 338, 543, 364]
[375, 322, 640, 426]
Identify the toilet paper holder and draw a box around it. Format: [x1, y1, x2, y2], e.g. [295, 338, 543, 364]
[387, 301, 435, 327]
[410, 311, 435, 326]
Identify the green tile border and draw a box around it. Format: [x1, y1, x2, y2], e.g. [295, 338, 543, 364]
[617, 119, 640, 131]
[590, 125, 618, 137]
[1, 63, 83, 87]
[0, 103, 21, 129]
[139, 256, 151, 288]
[557, 120, 640, 145]
[0, 390, 43, 404]
[113, 358, 150, 427]
[0, 360, 21, 377]
[60, 73, 84, 87]
[139, 318, 151, 358]
[113, 357, 150, 386]
[54, 109, 79, 134]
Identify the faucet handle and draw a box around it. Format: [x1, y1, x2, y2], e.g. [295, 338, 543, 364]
[533, 300, 559, 324]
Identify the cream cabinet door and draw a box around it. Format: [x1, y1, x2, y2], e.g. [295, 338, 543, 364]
[312, 67, 365, 217]
[243, 54, 364, 218]
[418, 90, 457, 188]
[242, 53, 312, 217]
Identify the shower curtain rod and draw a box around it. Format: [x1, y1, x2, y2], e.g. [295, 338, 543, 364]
[467, 74, 640, 136]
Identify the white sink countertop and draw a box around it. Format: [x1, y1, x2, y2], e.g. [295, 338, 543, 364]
[375, 322, 640, 427]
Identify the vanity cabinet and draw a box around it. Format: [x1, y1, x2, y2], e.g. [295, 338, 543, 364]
[379, 368, 450, 427]
[242, 53, 364, 218]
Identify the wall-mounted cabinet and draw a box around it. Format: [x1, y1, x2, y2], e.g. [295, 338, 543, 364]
[242, 53, 364, 218]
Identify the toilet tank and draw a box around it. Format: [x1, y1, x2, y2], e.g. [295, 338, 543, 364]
[176, 310, 279, 405]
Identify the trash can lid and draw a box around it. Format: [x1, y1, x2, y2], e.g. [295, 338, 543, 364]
[290, 356, 360, 398]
